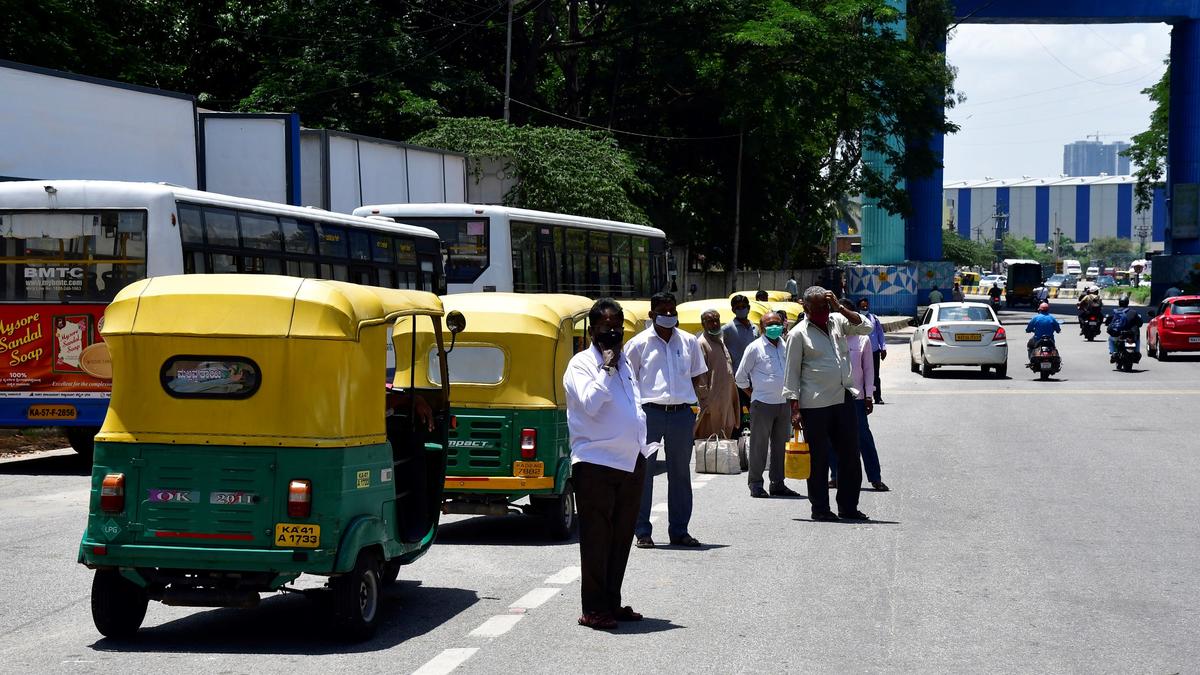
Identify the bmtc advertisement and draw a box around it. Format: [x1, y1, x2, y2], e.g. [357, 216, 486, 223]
[0, 304, 112, 422]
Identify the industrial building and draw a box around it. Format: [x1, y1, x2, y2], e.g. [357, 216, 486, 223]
[943, 175, 1166, 253]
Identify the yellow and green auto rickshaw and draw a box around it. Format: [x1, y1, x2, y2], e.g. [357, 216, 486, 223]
[730, 289, 792, 302]
[620, 299, 652, 335]
[769, 301, 804, 327]
[76, 274, 464, 641]
[393, 293, 593, 539]
[676, 298, 772, 335]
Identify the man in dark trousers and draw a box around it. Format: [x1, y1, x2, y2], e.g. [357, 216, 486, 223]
[856, 297, 887, 404]
[564, 298, 651, 630]
[784, 286, 874, 521]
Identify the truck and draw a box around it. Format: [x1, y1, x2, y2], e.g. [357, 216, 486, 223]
[1005, 260, 1044, 307]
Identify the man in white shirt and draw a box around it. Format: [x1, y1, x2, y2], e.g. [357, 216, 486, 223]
[734, 311, 798, 498]
[564, 298, 651, 630]
[624, 292, 709, 548]
[784, 286, 874, 522]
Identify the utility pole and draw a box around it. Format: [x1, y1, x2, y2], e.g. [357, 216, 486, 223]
[1136, 213, 1150, 258]
[1052, 213, 1062, 263]
[502, 0, 514, 123]
[991, 207, 1009, 272]
[730, 128, 743, 294]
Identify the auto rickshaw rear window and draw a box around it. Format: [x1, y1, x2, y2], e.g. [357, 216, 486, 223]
[427, 345, 505, 385]
[160, 356, 261, 398]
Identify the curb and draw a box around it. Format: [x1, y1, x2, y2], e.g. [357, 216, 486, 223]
[0, 446, 76, 464]
[880, 316, 912, 332]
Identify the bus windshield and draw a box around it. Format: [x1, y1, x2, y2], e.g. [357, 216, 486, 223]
[0, 210, 148, 302]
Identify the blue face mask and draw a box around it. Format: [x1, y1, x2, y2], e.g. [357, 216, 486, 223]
[764, 324, 784, 340]
[654, 314, 678, 329]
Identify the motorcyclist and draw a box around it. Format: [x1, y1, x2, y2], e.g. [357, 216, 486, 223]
[1025, 302, 1061, 358]
[1105, 293, 1143, 362]
[988, 283, 1003, 305]
[1033, 283, 1050, 305]
[1076, 286, 1103, 334]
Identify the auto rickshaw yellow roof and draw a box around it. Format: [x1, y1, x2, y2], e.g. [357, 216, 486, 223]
[104, 274, 443, 340]
[438, 293, 593, 339]
[676, 298, 772, 333]
[730, 289, 792, 302]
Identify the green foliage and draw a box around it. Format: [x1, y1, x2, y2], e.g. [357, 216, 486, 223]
[1001, 235, 1052, 265]
[1086, 237, 1135, 267]
[1124, 62, 1169, 213]
[411, 117, 650, 224]
[942, 229, 992, 268]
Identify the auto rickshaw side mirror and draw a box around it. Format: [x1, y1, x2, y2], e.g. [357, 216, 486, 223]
[445, 310, 467, 354]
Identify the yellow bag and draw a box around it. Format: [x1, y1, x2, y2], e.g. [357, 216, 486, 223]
[784, 430, 810, 480]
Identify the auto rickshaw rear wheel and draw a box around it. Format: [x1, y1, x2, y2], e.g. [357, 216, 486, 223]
[91, 569, 148, 639]
[331, 550, 381, 641]
[532, 482, 577, 541]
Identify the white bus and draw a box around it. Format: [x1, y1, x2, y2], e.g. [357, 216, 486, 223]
[353, 203, 669, 297]
[0, 179, 445, 450]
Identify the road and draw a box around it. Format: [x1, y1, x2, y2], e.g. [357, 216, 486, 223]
[1, 297, 1197, 673]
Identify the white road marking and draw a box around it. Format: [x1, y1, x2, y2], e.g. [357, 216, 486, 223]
[509, 587, 560, 610]
[651, 502, 669, 512]
[695, 475, 714, 482]
[892, 388, 1200, 396]
[649, 515, 660, 524]
[544, 566, 581, 585]
[412, 648, 479, 675]
[691, 481, 706, 488]
[469, 614, 524, 638]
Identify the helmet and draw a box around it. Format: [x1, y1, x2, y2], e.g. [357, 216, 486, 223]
[1118, 294, 1130, 307]
[1038, 302, 1050, 312]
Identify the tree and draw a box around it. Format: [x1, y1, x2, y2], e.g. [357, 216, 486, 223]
[942, 230, 991, 268]
[1001, 235, 1052, 266]
[410, 117, 650, 223]
[1124, 62, 1168, 213]
[1087, 236, 1134, 267]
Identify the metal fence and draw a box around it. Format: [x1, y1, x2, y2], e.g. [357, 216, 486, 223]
[675, 269, 823, 302]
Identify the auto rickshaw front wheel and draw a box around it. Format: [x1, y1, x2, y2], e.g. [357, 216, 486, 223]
[330, 550, 381, 641]
[91, 569, 148, 639]
[532, 482, 577, 541]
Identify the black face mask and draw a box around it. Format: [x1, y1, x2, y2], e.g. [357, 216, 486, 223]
[594, 328, 624, 349]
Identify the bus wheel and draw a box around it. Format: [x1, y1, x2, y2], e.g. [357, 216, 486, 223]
[533, 483, 577, 541]
[331, 550, 381, 641]
[91, 569, 148, 639]
[66, 427, 98, 463]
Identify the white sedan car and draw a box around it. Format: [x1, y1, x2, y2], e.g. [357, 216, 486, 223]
[910, 302, 1009, 378]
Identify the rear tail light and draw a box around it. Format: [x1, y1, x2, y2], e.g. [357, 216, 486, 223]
[100, 473, 125, 513]
[1163, 318, 1176, 329]
[520, 428, 537, 460]
[450, 415, 458, 430]
[993, 327, 1007, 341]
[287, 479, 312, 518]
[927, 326, 944, 342]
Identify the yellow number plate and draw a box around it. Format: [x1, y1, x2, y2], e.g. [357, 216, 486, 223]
[27, 404, 77, 420]
[274, 523, 320, 548]
[513, 461, 544, 478]
[956, 333, 982, 342]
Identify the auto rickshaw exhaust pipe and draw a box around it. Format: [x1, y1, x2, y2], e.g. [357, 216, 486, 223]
[161, 587, 261, 608]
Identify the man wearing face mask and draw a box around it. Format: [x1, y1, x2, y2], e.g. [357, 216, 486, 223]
[722, 294, 759, 430]
[734, 310, 797, 498]
[783, 286, 874, 521]
[625, 291, 709, 548]
[693, 309, 739, 440]
[565, 298, 651, 630]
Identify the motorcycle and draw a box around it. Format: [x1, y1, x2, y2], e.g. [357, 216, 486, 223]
[1113, 329, 1141, 372]
[1080, 310, 1102, 341]
[1027, 336, 1061, 380]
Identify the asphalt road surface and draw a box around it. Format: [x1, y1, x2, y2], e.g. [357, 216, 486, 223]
[1, 297, 1196, 673]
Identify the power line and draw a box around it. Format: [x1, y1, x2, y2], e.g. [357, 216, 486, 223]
[509, 98, 742, 141]
[1025, 26, 1097, 81]
[961, 61, 1163, 107]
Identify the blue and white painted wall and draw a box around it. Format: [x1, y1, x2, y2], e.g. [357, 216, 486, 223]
[944, 175, 1165, 249]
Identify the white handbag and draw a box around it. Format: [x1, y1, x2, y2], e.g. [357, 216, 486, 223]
[694, 433, 741, 475]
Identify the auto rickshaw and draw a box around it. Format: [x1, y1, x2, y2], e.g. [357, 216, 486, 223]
[76, 275, 464, 641]
[769, 301, 804, 328]
[393, 293, 592, 539]
[730, 289, 792, 302]
[677, 298, 771, 334]
[620, 299, 652, 335]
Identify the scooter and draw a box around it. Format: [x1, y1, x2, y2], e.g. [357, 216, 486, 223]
[1113, 329, 1141, 372]
[1080, 310, 1102, 341]
[1027, 336, 1061, 380]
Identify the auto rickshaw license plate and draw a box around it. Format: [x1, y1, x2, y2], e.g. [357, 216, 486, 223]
[274, 523, 320, 548]
[514, 461, 544, 478]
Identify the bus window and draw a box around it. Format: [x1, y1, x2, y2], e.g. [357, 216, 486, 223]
[396, 218, 488, 284]
[633, 236, 649, 297]
[613, 234, 632, 296]
[281, 217, 317, 255]
[395, 237, 417, 265]
[316, 224, 348, 258]
[286, 260, 317, 278]
[511, 221, 538, 292]
[320, 263, 348, 281]
[179, 204, 204, 244]
[589, 231, 611, 295]
[211, 253, 237, 273]
[204, 208, 239, 248]
[371, 234, 394, 263]
[242, 255, 282, 274]
[563, 228, 587, 293]
[378, 268, 395, 288]
[349, 230, 371, 261]
[239, 212, 283, 250]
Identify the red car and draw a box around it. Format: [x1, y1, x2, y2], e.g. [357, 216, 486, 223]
[1147, 295, 1200, 360]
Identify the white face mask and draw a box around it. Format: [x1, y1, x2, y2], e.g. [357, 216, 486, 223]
[654, 314, 679, 329]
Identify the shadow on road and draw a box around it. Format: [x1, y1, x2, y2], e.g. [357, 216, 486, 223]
[90, 581, 478, 655]
[613, 617, 684, 634]
[0, 452, 89, 476]
[917, 369, 1008, 381]
[435, 513, 577, 547]
[792, 518, 900, 525]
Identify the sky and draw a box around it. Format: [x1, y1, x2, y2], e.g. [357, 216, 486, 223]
[944, 23, 1171, 182]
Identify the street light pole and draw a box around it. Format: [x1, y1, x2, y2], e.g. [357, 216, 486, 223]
[1136, 213, 1150, 258]
[503, 0, 514, 123]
